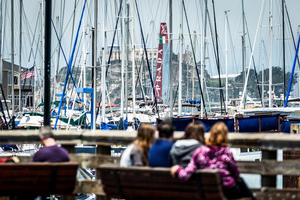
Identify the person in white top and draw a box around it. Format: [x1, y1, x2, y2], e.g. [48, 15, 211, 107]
[120, 124, 155, 167]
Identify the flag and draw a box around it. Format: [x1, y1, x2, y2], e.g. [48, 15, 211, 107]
[21, 71, 34, 80]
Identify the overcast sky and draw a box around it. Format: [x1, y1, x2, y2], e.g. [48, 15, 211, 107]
[1, 0, 300, 76]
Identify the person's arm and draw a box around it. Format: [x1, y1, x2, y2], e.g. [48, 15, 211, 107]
[226, 148, 240, 179]
[176, 158, 197, 181]
[169, 147, 178, 165]
[130, 147, 144, 166]
[174, 147, 205, 181]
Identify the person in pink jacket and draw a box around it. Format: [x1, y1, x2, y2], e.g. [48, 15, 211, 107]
[171, 122, 254, 199]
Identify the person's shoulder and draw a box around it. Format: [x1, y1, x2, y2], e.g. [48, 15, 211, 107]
[32, 148, 48, 162]
[131, 144, 143, 154]
[192, 145, 210, 156]
[158, 139, 173, 150]
[222, 146, 233, 154]
[50, 145, 70, 158]
[152, 139, 160, 145]
[167, 139, 174, 146]
[55, 146, 70, 161]
[149, 139, 161, 149]
[35, 146, 49, 154]
[59, 146, 69, 154]
[56, 145, 70, 154]
[199, 145, 210, 151]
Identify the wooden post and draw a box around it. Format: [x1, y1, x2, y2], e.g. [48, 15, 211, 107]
[277, 115, 281, 132]
[97, 145, 111, 155]
[283, 150, 300, 188]
[258, 116, 262, 132]
[235, 116, 238, 132]
[96, 144, 111, 200]
[261, 150, 277, 187]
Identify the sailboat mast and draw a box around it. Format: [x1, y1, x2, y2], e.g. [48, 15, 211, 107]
[41, 0, 45, 107]
[169, 0, 173, 117]
[100, 0, 106, 125]
[131, 0, 136, 117]
[82, 24, 87, 109]
[34, 4, 42, 111]
[261, 40, 265, 107]
[282, 0, 286, 100]
[150, 21, 155, 102]
[268, 0, 273, 107]
[10, 0, 14, 117]
[120, 0, 125, 119]
[225, 10, 229, 113]
[242, 0, 246, 88]
[178, 0, 183, 116]
[44, 0, 52, 126]
[93, 0, 98, 130]
[192, 32, 196, 115]
[19, 0, 22, 112]
[201, 0, 208, 117]
[125, 3, 129, 119]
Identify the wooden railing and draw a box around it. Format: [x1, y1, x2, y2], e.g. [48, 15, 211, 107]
[1, 130, 300, 199]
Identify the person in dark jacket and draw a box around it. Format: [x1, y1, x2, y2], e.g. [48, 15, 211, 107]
[148, 120, 174, 167]
[33, 126, 70, 162]
[170, 123, 205, 167]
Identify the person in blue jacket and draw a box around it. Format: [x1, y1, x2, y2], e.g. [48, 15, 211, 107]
[148, 119, 174, 167]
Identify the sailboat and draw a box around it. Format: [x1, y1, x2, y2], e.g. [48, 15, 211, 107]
[162, 0, 235, 132]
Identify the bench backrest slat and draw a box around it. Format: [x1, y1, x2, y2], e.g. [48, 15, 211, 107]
[98, 164, 226, 200]
[0, 163, 78, 195]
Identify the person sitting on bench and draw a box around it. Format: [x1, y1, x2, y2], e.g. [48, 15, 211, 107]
[171, 122, 254, 200]
[33, 126, 70, 162]
[170, 123, 205, 167]
[148, 120, 174, 167]
[120, 124, 155, 166]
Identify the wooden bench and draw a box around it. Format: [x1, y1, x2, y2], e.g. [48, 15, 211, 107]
[98, 164, 226, 200]
[0, 162, 78, 197]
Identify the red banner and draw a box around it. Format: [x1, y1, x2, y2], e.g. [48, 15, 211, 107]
[154, 23, 168, 99]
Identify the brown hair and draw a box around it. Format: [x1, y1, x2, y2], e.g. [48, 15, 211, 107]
[207, 122, 228, 146]
[134, 124, 156, 163]
[184, 123, 205, 143]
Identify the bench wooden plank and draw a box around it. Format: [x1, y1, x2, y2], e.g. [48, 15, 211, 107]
[0, 163, 78, 195]
[238, 160, 300, 175]
[98, 164, 226, 200]
[2, 131, 300, 151]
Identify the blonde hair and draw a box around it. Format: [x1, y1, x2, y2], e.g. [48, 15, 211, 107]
[134, 124, 155, 163]
[207, 122, 228, 146]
